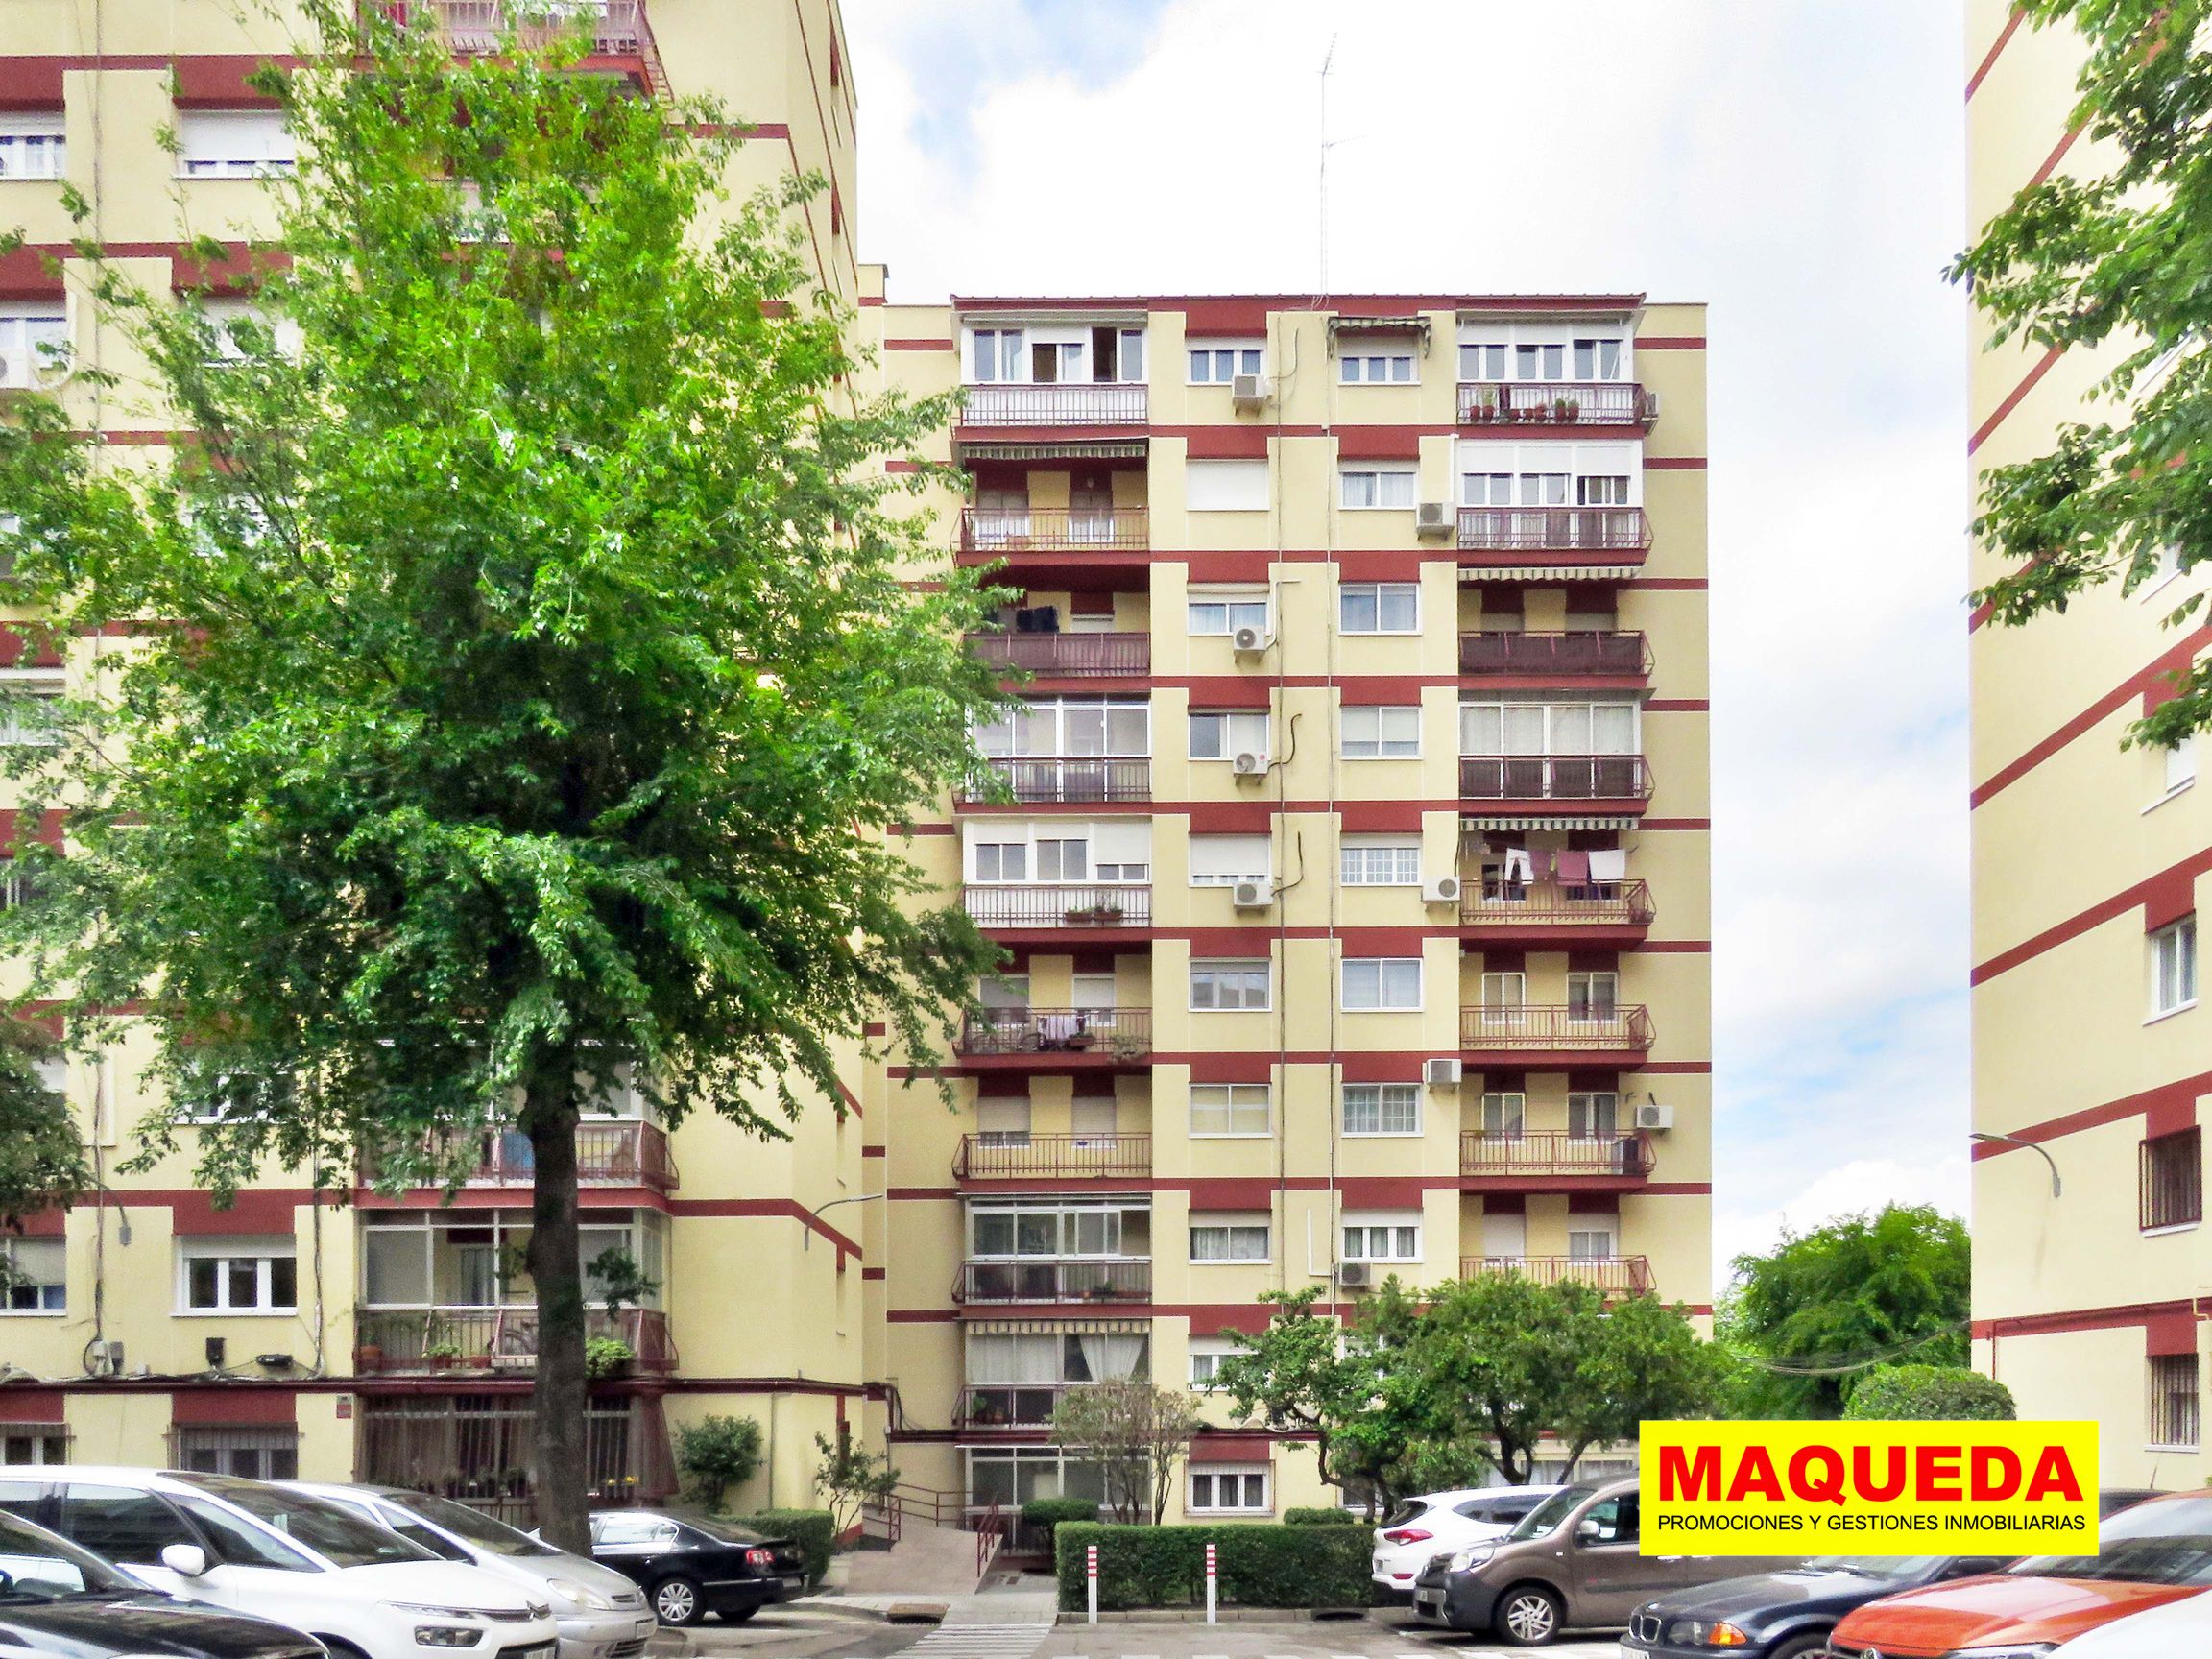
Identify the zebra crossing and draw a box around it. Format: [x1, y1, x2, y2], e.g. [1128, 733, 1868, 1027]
[1033, 1647, 1620, 1659]
[894, 1625, 1056, 1659]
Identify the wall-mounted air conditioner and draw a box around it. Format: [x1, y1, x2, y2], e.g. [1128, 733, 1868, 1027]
[1232, 624, 1274, 657]
[1421, 876, 1463, 906]
[1232, 751, 1270, 779]
[1231, 878, 1273, 910]
[1415, 501, 1454, 539]
[1635, 1101, 1674, 1132]
[1231, 373, 1268, 412]
[1336, 1262, 1373, 1290]
[1424, 1057, 1463, 1088]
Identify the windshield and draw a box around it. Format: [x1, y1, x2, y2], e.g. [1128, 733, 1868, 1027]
[173, 1476, 437, 1570]
[1801, 1555, 1948, 1578]
[1504, 1484, 1599, 1544]
[2010, 1497, 2212, 1585]
[394, 1492, 559, 1558]
[0, 1511, 137, 1600]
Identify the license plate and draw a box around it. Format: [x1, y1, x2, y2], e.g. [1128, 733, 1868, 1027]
[632, 1619, 656, 1639]
[1416, 1591, 1443, 1606]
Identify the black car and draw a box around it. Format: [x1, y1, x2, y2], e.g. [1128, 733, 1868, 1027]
[1622, 1554, 2018, 1659]
[585, 1510, 805, 1627]
[0, 1505, 325, 1659]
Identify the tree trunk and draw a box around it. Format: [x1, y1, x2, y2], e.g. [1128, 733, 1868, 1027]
[525, 1068, 589, 1552]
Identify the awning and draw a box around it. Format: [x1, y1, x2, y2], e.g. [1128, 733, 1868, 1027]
[955, 441, 1147, 462]
[1190, 1432, 1278, 1463]
[962, 1318, 1151, 1336]
[1462, 814, 1639, 833]
[1328, 313, 1432, 353]
[1458, 565, 1643, 583]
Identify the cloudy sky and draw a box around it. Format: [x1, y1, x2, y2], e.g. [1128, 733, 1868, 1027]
[839, 0, 1974, 1280]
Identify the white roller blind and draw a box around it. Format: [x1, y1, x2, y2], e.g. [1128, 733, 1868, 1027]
[1186, 459, 1269, 511]
[977, 1097, 1032, 1135]
[1189, 834, 1270, 881]
[178, 110, 295, 173]
[1090, 818, 1153, 863]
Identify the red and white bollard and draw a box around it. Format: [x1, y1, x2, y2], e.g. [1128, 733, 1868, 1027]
[1087, 1542, 1099, 1625]
[1205, 1541, 1217, 1624]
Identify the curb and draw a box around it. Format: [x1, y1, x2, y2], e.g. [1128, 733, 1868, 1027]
[1056, 1609, 1374, 1624]
[645, 1633, 692, 1657]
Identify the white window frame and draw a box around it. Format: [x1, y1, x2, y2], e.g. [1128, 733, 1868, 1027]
[0, 1238, 64, 1315]
[968, 326, 1024, 383]
[1339, 350, 1415, 385]
[0, 670, 63, 746]
[1189, 709, 1269, 762]
[1458, 699, 1641, 757]
[1187, 1464, 1272, 1513]
[1187, 589, 1271, 637]
[0, 115, 65, 181]
[1339, 841, 1422, 886]
[177, 1238, 299, 1316]
[176, 109, 297, 179]
[1339, 467, 1417, 510]
[1457, 328, 1629, 384]
[974, 697, 1151, 760]
[1188, 1220, 1271, 1263]
[2152, 916, 2199, 1019]
[1189, 834, 1272, 889]
[1188, 341, 1264, 385]
[1339, 581, 1420, 635]
[1342, 957, 1423, 1012]
[1341, 1083, 1421, 1138]
[1341, 705, 1422, 759]
[1190, 1082, 1271, 1138]
[1567, 1225, 1619, 1261]
[2162, 736, 2199, 800]
[1190, 959, 1270, 1013]
[0, 308, 66, 390]
[1340, 1215, 1422, 1262]
[1188, 1343, 1237, 1391]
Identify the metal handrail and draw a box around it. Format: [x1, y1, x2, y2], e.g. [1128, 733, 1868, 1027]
[1458, 755, 1653, 801]
[961, 883, 1153, 929]
[954, 1133, 1153, 1181]
[1460, 878, 1655, 928]
[1456, 507, 1651, 552]
[1458, 1254, 1654, 1296]
[959, 384, 1147, 426]
[1458, 1004, 1656, 1051]
[1456, 381, 1656, 426]
[968, 632, 1150, 677]
[1458, 1130, 1656, 1178]
[961, 508, 1150, 554]
[952, 1258, 1152, 1305]
[957, 1009, 1151, 1058]
[353, 1306, 674, 1373]
[960, 756, 1151, 804]
[1458, 631, 1651, 676]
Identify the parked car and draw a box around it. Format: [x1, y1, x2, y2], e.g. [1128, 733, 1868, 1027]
[0, 1503, 327, 1659]
[1411, 1475, 1804, 1647]
[283, 1483, 654, 1659]
[1621, 1554, 2018, 1659]
[581, 1510, 806, 1627]
[1371, 1485, 1562, 1599]
[1826, 1490, 2212, 1657]
[0, 1467, 560, 1659]
[2050, 1589, 2212, 1655]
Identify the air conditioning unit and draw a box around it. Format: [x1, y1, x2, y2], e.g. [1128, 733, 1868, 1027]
[1232, 751, 1270, 779]
[1232, 624, 1274, 657]
[1644, 389, 1663, 419]
[1415, 500, 1454, 539]
[86, 1339, 124, 1378]
[1423, 1057, 1463, 1088]
[1231, 372, 1268, 411]
[1336, 1262, 1373, 1290]
[1230, 878, 1273, 910]
[1421, 875, 1463, 906]
[1635, 1101, 1674, 1132]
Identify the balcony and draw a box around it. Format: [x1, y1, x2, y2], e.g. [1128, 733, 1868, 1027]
[968, 632, 1151, 680]
[960, 508, 1149, 556]
[1459, 1004, 1655, 1061]
[1456, 382, 1657, 428]
[960, 757, 1151, 805]
[1458, 1255, 1654, 1297]
[353, 1306, 676, 1375]
[955, 1133, 1153, 1182]
[953, 1259, 1151, 1306]
[1459, 879, 1655, 941]
[1459, 1131, 1656, 1183]
[956, 1382, 1075, 1431]
[958, 385, 1148, 427]
[1458, 755, 1653, 806]
[1456, 507, 1651, 565]
[1458, 632, 1650, 679]
[957, 1008, 1151, 1063]
[962, 884, 1152, 935]
[375, 1, 666, 93]
[365, 1119, 678, 1194]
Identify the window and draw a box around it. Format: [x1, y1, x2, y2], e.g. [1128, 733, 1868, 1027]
[1569, 1091, 1620, 1139]
[1339, 841, 1421, 886]
[974, 840, 1028, 882]
[976, 1096, 1032, 1148]
[1567, 972, 1619, 1020]
[176, 110, 296, 178]
[178, 1239, 298, 1314]
[1189, 1222, 1270, 1262]
[1568, 1226, 1617, 1261]
[970, 327, 1022, 382]
[172, 1427, 300, 1482]
[1342, 1218, 1421, 1261]
[58, 1484, 199, 1564]
[1341, 706, 1421, 759]
[2163, 736, 2198, 796]
[2141, 1128, 2202, 1231]
[0, 1430, 64, 1465]
[969, 1201, 1140, 1260]
[974, 698, 1150, 757]
[1186, 459, 1270, 511]
[0, 1238, 63, 1312]
[1340, 468, 1416, 509]
[1188, 591, 1270, 636]
[1459, 700, 1639, 757]
[1189, 1466, 1270, 1512]
[1189, 1346, 1234, 1390]
[1190, 960, 1270, 1012]
[1189, 343, 1263, 384]
[1342, 1083, 1420, 1136]
[0, 116, 64, 180]
[1342, 957, 1422, 1012]
[1190, 834, 1272, 888]
[1190, 1083, 1270, 1137]
[2152, 917, 2198, 1016]
[1340, 351, 1413, 383]
[1578, 474, 1631, 505]
[0, 672, 63, 745]
[1189, 710, 1269, 762]
[1036, 837, 1089, 880]
[1340, 582, 1419, 634]
[2151, 1355, 2200, 1450]
[1479, 1092, 1526, 1137]
[197, 299, 301, 364]
[0, 309, 66, 389]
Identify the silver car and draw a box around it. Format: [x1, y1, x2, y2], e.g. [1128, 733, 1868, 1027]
[284, 1482, 654, 1659]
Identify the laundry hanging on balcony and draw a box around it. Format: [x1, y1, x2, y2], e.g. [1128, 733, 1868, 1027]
[1587, 848, 1627, 882]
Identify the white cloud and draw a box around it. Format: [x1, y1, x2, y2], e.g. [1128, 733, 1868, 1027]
[1717, 1155, 1974, 1283]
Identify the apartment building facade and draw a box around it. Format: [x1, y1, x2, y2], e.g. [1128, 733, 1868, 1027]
[1967, 1, 2212, 1482]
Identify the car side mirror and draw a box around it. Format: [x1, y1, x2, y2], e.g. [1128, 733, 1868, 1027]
[1575, 1518, 1602, 1544]
[159, 1543, 210, 1577]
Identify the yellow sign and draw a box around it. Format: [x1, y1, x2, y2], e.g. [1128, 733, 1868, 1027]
[1639, 1420, 2100, 1555]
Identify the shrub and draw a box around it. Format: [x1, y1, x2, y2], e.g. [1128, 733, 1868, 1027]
[1844, 1364, 2016, 1422]
[1054, 1522, 1372, 1611]
[1282, 1507, 1359, 1526]
[1022, 1497, 1101, 1554]
[721, 1509, 836, 1589]
[673, 1413, 764, 1508]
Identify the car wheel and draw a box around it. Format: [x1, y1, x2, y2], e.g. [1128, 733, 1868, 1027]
[1491, 1583, 1564, 1647]
[1768, 1637, 1829, 1659]
[714, 1606, 760, 1624]
[652, 1575, 705, 1626]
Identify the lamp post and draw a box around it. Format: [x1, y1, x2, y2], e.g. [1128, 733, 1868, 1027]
[1970, 1132, 2062, 1199]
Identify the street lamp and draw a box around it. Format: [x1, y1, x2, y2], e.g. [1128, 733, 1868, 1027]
[802, 1191, 884, 1250]
[1969, 1132, 2062, 1199]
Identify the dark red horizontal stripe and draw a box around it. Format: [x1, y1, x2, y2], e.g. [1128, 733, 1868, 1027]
[1973, 842, 2212, 983]
[1972, 624, 2212, 805]
[1974, 1066, 2212, 1153]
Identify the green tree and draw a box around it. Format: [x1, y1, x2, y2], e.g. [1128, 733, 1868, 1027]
[0, 4, 1001, 1548]
[0, 1020, 85, 1233]
[1723, 1206, 1971, 1418]
[673, 1415, 764, 1510]
[812, 1431, 899, 1541]
[1951, 1, 2212, 743]
[1048, 1379, 1202, 1527]
[1210, 1288, 1387, 1503]
[1844, 1364, 2017, 1422]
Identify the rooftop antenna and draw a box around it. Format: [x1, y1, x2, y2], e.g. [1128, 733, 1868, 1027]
[1316, 33, 1337, 306]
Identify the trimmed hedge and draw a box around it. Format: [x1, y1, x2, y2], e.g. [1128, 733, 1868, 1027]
[1054, 1522, 1373, 1611]
[1022, 1497, 1101, 1555]
[722, 1509, 837, 1589]
[1283, 1507, 1360, 1526]
[1844, 1364, 2017, 1422]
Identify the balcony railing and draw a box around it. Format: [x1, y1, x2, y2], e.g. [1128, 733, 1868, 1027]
[1460, 879, 1655, 929]
[1459, 1004, 1656, 1052]
[955, 1133, 1153, 1181]
[1458, 1131, 1656, 1180]
[1457, 507, 1651, 553]
[957, 1382, 1077, 1430]
[960, 757, 1151, 804]
[1458, 632, 1650, 677]
[353, 1306, 675, 1375]
[961, 509, 1150, 555]
[1459, 755, 1653, 802]
[1459, 1255, 1654, 1296]
[962, 884, 1152, 930]
[364, 1119, 678, 1192]
[953, 1259, 1152, 1305]
[1456, 382, 1657, 427]
[959, 385, 1148, 426]
[968, 632, 1151, 678]
[958, 1008, 1151, 1060]
[377, 1, 657, 57]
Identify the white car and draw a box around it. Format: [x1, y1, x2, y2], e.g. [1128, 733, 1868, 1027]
[285, 1482, 654, 1659]
[1370, 1484, 1563, 1597]
[2049, 1590, 2212, 1654]
[13, 1466, 561, 1659]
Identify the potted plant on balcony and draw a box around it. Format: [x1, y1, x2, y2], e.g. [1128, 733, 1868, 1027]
[967, 1391, 1008, 1427]
[1556, 395, 1580, 422]
[585, 1335, 636, 1382]
[422, 1338, 466, 1370]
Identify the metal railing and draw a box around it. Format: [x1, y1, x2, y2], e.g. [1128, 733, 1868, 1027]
[976, 1499, 1005, 1583]
[955, 1133, 1153, 1181]
[454, 1120, 677, 1190]
[956, 1382, 1075, 1430]
[961, 508, 1150, 554]
[961, 883, 1152, 930]
[960, 757, 1151, 804]
[1459, 1255, 1654, 1296]
[1458, 755, 1654, 801]
[957, 1008, 1151, 1059]
[353, 1306, 675, 1374]
[1460, 879, 1655, 929]
[1458, 1004, 1656, 1052]
[1456, 382, 1656, 426]
[952, 1259, 1152, 1305]
[378, 0, 656, 55]
[968, 632, 1151, 677]
[959, 385, 1148, 426]
[1458, 632, 1650, 676]
[1457, 507, 1652, 552]
[1459, 1131, 1656, 1179]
